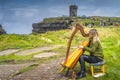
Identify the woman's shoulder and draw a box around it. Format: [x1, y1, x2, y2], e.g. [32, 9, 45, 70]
[94, 40, 100, 45]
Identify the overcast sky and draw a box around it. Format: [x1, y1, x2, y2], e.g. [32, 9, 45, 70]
[0, 0, 120, 34]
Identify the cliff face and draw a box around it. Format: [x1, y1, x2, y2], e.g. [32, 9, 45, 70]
[32, 17, 73, 33]
[32, 21, 71, 33]
[0, 24, 6, 34]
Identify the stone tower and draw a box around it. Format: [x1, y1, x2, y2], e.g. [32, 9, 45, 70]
[69, 5, 78, 17]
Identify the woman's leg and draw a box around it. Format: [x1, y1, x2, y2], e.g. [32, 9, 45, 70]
[79, 54, 102, 72]
[76, 55, 102, 79]
[76, 55, 89, 79]
[79, 55, 89, 72]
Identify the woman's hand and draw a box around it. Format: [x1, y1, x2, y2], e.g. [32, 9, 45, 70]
[79, 45, 84, 49]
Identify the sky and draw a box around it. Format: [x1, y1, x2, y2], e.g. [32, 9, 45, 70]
[0, 0, 120, 34]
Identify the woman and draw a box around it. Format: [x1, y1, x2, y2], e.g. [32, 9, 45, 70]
[76, 29, 104, 79]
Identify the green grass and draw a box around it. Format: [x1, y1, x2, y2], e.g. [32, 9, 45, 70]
[0, 26, 120, 79]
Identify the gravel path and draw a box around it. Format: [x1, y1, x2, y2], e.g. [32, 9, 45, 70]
[11, 58, 69, 80]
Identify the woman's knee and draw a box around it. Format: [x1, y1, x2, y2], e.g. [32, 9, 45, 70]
[80, 55, 85, 60]
[80, 55, 88, 60]
[80, 55, 84, 58]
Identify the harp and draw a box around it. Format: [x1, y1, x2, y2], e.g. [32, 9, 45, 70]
[59, 24, 90, 78]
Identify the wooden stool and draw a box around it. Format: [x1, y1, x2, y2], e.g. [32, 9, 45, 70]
[90, 61, 105, 77]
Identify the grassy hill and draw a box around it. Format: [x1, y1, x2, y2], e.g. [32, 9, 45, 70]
[0, 26, 120, 79]
[39, 16, 120, 27]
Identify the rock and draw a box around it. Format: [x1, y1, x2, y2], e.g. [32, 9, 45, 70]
[32, 21, 70, 33]
[0, 24, 6, 35]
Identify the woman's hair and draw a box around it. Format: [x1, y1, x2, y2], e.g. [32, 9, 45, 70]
[89, 29, 100, 43]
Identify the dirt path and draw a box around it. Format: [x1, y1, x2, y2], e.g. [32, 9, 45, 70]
[0, 45, 70, 80]
[16, 45, 62, 56]
[0, 63, 36, 80]
[33, 52, 58, 58]
[11, 57, 69, 80]
[0, 49, 19, 56]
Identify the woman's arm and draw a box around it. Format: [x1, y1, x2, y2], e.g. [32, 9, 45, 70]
[83, 41, 99, 53]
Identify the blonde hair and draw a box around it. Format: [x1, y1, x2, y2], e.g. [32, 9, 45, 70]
[89, 29, 101, 43]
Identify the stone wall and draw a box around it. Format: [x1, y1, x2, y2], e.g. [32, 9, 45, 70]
[0, 24, 6, 34]
[32, 21, 71, 33]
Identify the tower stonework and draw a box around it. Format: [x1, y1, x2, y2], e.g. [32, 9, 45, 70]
[69, 5, 78, 17]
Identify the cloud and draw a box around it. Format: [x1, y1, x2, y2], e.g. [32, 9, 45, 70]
[79, 6, 89, 10]
[92, 7, 120, 17]
[1, 5, 69, 34]
[48, 6, 68, 16]
[0, 0, 120, 34]
[3, 22, 32, 34]
[77, 5, 120, 17]
[11, 7, 40, 19]
[88, 0, 95, 2]
[0, 13, 3, 22]
[1, 6, 43, 34]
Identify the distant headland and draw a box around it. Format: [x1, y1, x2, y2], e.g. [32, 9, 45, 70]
[32, 5, 120, 34]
